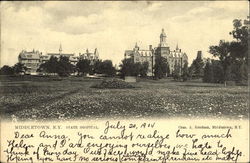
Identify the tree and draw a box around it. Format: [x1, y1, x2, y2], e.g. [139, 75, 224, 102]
[133, 62, 141, 76]
[99, 60, 116, 76]
[209, 40, 232, 86]
[230, 41, 247, 60]
[0, 65, 14, 75]
[154, 56, 170, 79]
[76, 59, 91, 76]
[38, 56, 58, 75]
[13, 63, 27, 74]
[205, 18, 249, 85]
[230, 19, 248, 46]
[93, 59, 103, 74]
[229, 19, 248, 83]
[119, 58, 140, 77]
[188, 65, 195, 79]
[139, 62, 149, 77]
[182, 62, 189, 81]
[173, 63, 181, 81]
[190, 54, 204, 78]
[211, 60, 224, 83]
[57, 56, 74, 77]
[203, 62, 214, 83]
[230, 60, 247, 83]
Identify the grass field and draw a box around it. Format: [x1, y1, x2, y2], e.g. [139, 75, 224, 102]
[0, 76, 248, 121]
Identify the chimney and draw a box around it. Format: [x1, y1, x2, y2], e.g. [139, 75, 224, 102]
[197, 51, 202, 59]
[149, 45, 152, 51]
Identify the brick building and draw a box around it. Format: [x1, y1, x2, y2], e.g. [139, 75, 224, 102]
[18, 44, 99, 75]
[124, 29, 188, 76]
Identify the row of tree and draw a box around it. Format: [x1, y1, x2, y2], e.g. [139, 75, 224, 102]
[0, 63, 27, 75]
[38, 56, 117, 77]
[119, 57, 170, 79]
[38, 56, 74, 76]
[78, 59, 116, 76]
[203, 18, 248, 85]
[0, 56, 117, 77]
[119, 56, 189, 81]
[119, 58, 149, 78]
[0, 54, 190, 81]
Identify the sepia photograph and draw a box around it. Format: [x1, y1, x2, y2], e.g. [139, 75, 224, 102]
[0, 1, 249, 163]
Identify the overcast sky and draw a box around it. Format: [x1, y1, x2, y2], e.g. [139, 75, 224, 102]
[0, 1, 248, 66]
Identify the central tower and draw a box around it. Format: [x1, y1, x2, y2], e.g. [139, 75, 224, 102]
[159, 28, 167, 47]
[155, 28, 170, 58]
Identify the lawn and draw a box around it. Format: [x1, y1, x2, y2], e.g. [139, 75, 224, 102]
[0, 76, 248, 121]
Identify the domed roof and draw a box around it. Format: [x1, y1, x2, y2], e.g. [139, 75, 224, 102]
[160, 28, 166, 37]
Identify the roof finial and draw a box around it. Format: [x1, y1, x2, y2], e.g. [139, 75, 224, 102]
[59, 43, 62, 54]
[176, 42, 179, 50]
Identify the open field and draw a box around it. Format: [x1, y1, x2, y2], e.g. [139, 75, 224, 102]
[0, 76, 248, 121]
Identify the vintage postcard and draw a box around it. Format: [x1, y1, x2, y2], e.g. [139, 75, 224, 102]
[0, 1, 249, 163]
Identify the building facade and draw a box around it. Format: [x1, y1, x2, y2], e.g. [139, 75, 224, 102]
[18, 50, 42, 75]
[18, 44, 99, 75]
[124, 29, 188, 76]
[79, 48, 99, 65]
[124, 43, 154, 76]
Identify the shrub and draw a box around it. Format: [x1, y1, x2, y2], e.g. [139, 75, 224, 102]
[91, 78, 135, 89]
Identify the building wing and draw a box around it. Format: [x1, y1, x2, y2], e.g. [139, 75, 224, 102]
[124, 50, 134, 58]
[18, 51, 41, 60]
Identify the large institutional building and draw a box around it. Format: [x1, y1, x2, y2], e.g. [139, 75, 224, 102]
[18, 44, 99, 75]
[124, 29, 188, 76]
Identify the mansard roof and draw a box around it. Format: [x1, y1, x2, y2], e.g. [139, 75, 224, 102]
[83, 52, 94, 56]
[80, 48, 99, 57]
[170, 50, 183, 58]
[137, 50, 152, 56]
[40, 55, 50, 61]
[47, 53, 74, 56]
[19, 50, 41, 60]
